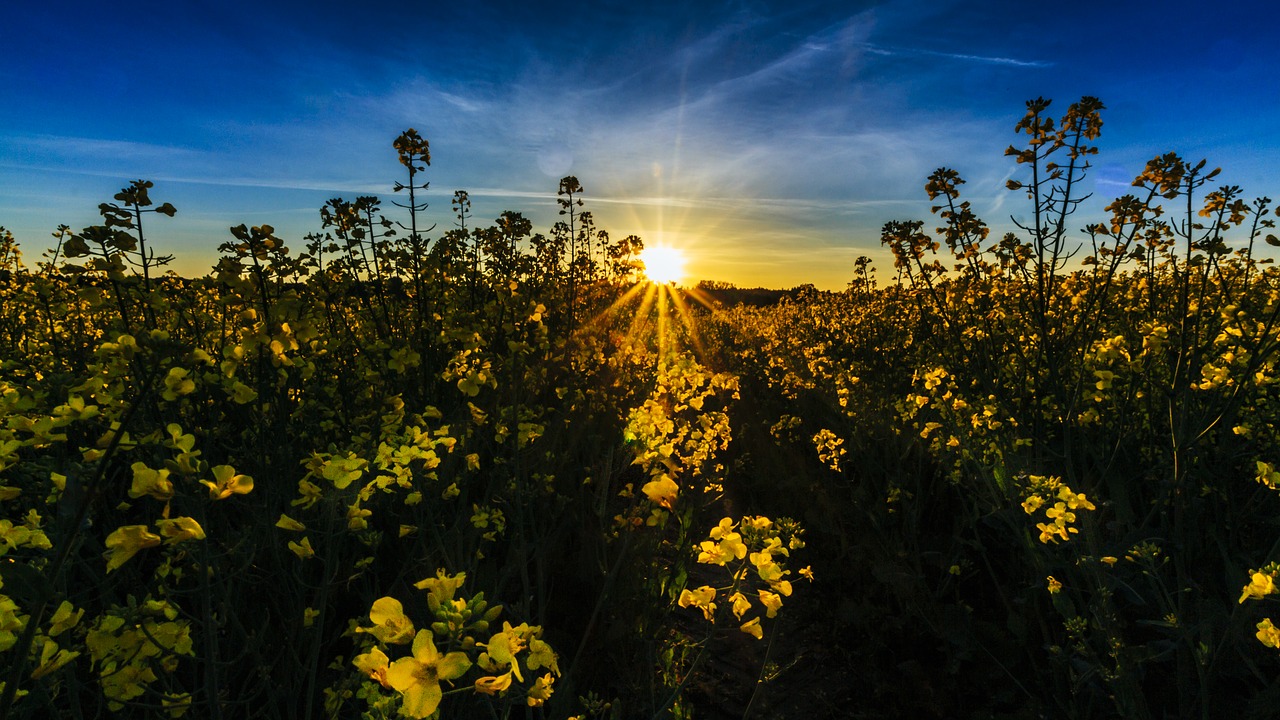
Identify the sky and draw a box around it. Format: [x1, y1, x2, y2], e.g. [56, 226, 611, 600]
[2, 0, 1277, 289]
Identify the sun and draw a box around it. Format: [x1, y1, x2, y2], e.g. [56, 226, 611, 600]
[639, 246, 686, 284]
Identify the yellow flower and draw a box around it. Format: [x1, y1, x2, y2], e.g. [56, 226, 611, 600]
[292, 479, 322, 509]
[101, 662, 157, 708]
[740, 617, 763, 640]
[728, 591, 751, 619]
[526, 673, 555, 707]
[29, 638, 80, 679]
[1, 590, 25, 652]
[1257, 619, 1280, 649]
[128, 462, 174, 502]
[526, 636, 559, 675]
[474, 671, 513, 695]
[641, 474, 679, 509]
[386, 629, 472, 719]
[749, 537, 788, 568]
[1058, 486, 1097, 511]
[798, 566, 815, 582]
[1044, 503, 1076, 524]
[1047, 576, 1063, 594]
[1240, 572, 1277, 603]
[288, 536, 315, 560]
[362, 597, 415, 645]
[678, 586, 717, 622]
[758, 590, 783, 618]
[201, 465, 253, 500]
[414, 569, 467, 604]
[303, 607, 319, 628]
[756, 562, 792, 596]
[481, 623, 526, 682]
[352, 646, 391, 688]
[104, 525, 161, 572]
[161, 367, 195, 401]
[229, 381, 257, 405]
[697, 518, 747, 565]
[1021, 494, 1044, 515]
[48, 601, 83, 637]
[317, 453, 367, 489]
[347, 502, 372, 531]
[1100, 556, 1118, 566]
[275, 514, 306, 532]
[155, 517, 206, 544]
[1037, 522, 1074, 544]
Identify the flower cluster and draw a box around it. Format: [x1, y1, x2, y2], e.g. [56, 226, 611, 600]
[625, 352, 738, 524]
[85, 600, 193, 713]
[1021, 476, 1097, 544]
[350, 570, 561, 718]
[677, 516, 811, 640]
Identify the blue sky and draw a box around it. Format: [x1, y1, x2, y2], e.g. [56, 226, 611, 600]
[2, 0, 1276, 288]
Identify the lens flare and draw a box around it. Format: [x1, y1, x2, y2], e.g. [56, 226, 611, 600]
[640, 246, 686, 284]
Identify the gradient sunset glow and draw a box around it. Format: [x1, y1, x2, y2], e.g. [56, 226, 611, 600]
[2, 1, 1276, 288]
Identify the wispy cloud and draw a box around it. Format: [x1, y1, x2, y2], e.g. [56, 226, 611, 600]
[860, 42, 1051, 68]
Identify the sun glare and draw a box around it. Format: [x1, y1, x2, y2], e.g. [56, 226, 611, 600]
[640, 246, 686, 284]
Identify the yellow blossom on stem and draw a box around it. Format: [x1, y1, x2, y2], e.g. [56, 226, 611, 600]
[1058, 486, 1096, 511]
[347, 502, 372, 531]
[352, 646, 391, 688]
[758, 590, 783, 618]
[697, 518, 747, 565]
[275, 514, 306, 532]
[0, 594, 25, 651]
[526, 673, 555, 706]
[29, 639, 80, 679]
[386, 630, 472, 719]
[201, 465, 253, 500]
[47, 601, 83, 637]
[678, 586, 717, 622]
[481, 622, 526, 682]
[161, 367, 195, 401]
[1257, 619, 1280, 649]
[288, 536, 315, 560]
[414, 569, 467, 604]
[104, 525, 161, 572]
[641, 474, 679, 510]
[474, 671, 513, 695]
[526, 636, 560, 675]
[292, 479, 322, 509]
[362, 597, 415, 645]
[1021, 494, 1045, 515]
[740, 617, 764, 640]
[749, 536, 788, 569]
[1047, 576, 1063, 594]
[155, 517, 205, 544]
[128, 462, 174, 502]
[1240, 571, 1277, 603]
